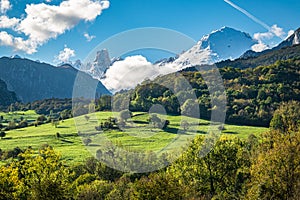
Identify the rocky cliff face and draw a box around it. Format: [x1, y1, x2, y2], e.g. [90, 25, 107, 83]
[83, 49, 112, 78]
[0, 57, 110, 102]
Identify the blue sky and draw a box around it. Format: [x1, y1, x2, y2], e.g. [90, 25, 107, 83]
[0, 0, 299, 64]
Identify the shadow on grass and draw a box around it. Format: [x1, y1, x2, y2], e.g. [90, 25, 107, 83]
[57, 126, 70, 129]
[197, 130, 208, 134]
[60, 139, 74, 143]
[223, 131, 238, 134]
[1, 137, 12, 140]
[163, 127, 189, 135]
[132, 113, 147, 117]
[132, 120, 149, 125]
[87, 144, 101, 147]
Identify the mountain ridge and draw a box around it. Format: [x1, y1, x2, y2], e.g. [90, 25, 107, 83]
[241, 27, 300, 59]
[0, 57, 111, 102]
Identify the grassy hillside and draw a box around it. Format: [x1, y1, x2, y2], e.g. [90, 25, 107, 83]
[0, 111, 268, 165]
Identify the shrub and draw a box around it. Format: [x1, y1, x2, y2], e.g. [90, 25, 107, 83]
[83, 138, 92, 146]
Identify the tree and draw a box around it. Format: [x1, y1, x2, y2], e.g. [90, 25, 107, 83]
[270, 101, 300, 133]
[181, 120, 190, 131]
[83, 138, 92, 146]
[8, 120, 16, 129]
[51, 119, 59, 128]
[148, 114, 162, 128]
[247, 102, 300, 199]
[37, 115, 47, 122]
[0, 131, 5, 139]
[181, 99, 199, 118]
[119, 110, 132, 122]
[0, 148, 72, 199]
[167, 136, 249, 199]
[18, 120, 28, 128]
[84, 115, 90, 121]
[247, 130, 300, 199]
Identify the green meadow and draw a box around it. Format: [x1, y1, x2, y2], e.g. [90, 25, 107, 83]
[0, 111, 268, 165]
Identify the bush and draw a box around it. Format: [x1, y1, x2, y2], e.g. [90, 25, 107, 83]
[37, 115, 47, 122]
[83, 138, 92, 146]
[0, 131, 5, 139]
[18, 120, 28, 128]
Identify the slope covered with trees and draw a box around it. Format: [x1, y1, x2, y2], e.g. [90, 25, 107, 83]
[108, 59, 300, 127]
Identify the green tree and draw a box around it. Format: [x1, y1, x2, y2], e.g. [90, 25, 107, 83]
[270, 101, 300, 133]
[0, 131, 5, 139]
[181, 99, 199, 118]
[0, 148, 72, 199]
[83, 138, 92, 146]
[119, 109, 132, 122]
[247, 130, 300, 199]
[167, 136, 249, 199]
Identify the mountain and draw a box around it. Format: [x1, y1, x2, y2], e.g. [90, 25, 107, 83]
[82, 49, 112, 78]
[157, 27, 257, 70]
[215, 43, 300, 69]
[241, 27, 300, 59]
[0, 57, 110, 102]
[274, 27, 300, 50]
[0, 79, 18, 107]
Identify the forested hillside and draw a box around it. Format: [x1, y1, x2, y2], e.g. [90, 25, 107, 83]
[109, 59, 300, 127]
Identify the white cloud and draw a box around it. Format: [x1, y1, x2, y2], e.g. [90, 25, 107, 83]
[251, 42, 269, 52]
[102, 55, 176, 92]
[0, 15, 19, 29]
[0, 31, 38, 53]
[18, 0, 110, 43]
[84, 32, 96, 42]
[254, 24, 286, 41]
[252, 24, 288, 52]
[55, 46, 76, 63]
[0, 0, 110, 54]
[254, 32, 273, 41]
[270, 24, 285, 38]
[0, 0, 11, 14]
[0, 31, 13, 46]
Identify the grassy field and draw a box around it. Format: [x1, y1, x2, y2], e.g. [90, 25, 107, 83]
[0, 110, 39, 125]
[0, 111, 268, 166]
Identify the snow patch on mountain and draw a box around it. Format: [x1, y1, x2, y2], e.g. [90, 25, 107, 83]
[158, 27, 257, 70]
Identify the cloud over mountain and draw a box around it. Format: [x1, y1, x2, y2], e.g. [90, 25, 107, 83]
[102, 55, 175, 92]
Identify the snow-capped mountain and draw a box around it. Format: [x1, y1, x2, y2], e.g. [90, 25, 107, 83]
[157, 27, 257, 70]
[82, 49, 112, 78]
